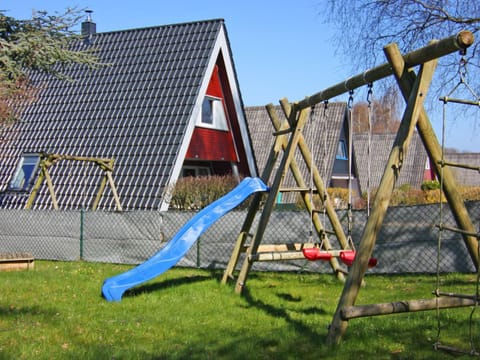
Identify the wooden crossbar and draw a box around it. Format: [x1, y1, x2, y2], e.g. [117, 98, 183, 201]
[439, 96, 480, 106]
[273, 128, 293, 136]
[250, 251, 306, 262]
[341, 296, 477, 320]
[438, 159, 480, 172]
[279, 187, 319, 193]
[436, 223, 480, 238]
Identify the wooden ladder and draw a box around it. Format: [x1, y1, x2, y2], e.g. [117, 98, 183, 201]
[221, 99, 351, 294]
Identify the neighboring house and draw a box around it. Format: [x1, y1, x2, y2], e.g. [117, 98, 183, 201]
[245, 103, 432, 206]
[0, 18, 257, 211]
[353, 131, 428, 193]
[244, 103, 360, 204]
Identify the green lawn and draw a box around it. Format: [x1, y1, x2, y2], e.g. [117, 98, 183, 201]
[1, 261, 479, 359]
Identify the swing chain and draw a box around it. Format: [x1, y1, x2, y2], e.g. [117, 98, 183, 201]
[308, 104, 316, 242]
[366, 83, 373, 106]
[322, 100, 329, 205]
[347, 90, 354, 110]
[458, 51, 468, 84]
[323, 100, 329, 117]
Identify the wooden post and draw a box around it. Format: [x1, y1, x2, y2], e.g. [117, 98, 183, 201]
[326, 48, 438, 345]
[25, 158, 47, 209]
[106, 171, 122, 211]
[43, 167, 59, 210]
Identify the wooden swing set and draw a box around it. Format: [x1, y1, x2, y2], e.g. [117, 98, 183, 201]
[25, 153, 122, 211]
[221, 29, 479, 350]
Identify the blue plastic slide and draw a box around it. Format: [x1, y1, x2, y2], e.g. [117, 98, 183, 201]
[102, 177, 268, 301]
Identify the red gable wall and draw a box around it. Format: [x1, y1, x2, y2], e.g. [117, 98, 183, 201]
[186, 64, 240, 163]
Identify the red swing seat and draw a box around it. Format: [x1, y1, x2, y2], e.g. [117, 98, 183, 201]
[339, 250, 377, 268]
[302, 247, 333, 261]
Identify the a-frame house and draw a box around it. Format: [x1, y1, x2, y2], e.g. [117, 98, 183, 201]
[0, 18, 257, 211]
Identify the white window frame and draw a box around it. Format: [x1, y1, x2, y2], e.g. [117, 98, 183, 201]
[9, 153, 41, 191]
[197, 96, 229, 131]
[336, 140, 348, 160]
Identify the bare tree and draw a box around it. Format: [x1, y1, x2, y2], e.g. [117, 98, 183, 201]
[322, 0, 480, 148]
[323, 0, 480, 102]
[352, 88, 401, 134]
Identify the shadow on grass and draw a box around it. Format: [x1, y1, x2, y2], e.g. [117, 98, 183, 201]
[242, 287, 327, 343]
[123, 274, 212, 299]
[0, 304, 58, 319]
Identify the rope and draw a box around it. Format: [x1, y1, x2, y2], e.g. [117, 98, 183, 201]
[366, 83, 373, 217]
[434, 96, 447, 349]
[308, 105, 316, 243]
[321, 101, 329, 244]
[434, 52, 480, 354]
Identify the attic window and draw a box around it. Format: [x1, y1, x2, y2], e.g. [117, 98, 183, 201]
[9, 154, 40, 191]
[199, 96, 228, 131]
[336, 140, 348, 160]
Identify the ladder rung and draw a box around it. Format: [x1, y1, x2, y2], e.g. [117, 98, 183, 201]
[437, 160, 480, 172]
[434, 291, 479, 301]
[439, 96, 480, 106]
[436, 223, 480, 238]
[279, 187, 319, 193]
[435, 342, 480, 356]
[249, 251, 306, 262]
[273, 128, 293, 136]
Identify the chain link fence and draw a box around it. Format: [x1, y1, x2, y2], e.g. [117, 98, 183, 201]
[0, 201, 478, 274]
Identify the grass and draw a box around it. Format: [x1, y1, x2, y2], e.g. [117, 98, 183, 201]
[1, 261, 480, 359]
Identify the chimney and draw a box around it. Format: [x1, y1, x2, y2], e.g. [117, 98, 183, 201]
[81, 10, 96, 42]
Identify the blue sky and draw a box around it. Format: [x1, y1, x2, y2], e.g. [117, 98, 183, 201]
[2, 0, 478, 151]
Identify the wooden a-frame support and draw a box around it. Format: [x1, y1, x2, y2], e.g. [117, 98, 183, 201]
[26, 153, 122, 211]
[221, 92, 352, 293]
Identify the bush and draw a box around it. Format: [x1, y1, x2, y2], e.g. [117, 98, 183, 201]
[421, 180, 441, 191]
[294, 187, 357, 210]
[166, 175, 249, 210]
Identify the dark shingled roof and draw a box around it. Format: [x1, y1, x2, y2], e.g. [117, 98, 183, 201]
[353, 131, 428, 192]
[0, 19, 243, 210]
[245, 103, 347, 191]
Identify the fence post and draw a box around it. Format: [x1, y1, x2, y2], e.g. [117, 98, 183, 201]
[196, 236, 201, 268]
[80, 209, 84, 260]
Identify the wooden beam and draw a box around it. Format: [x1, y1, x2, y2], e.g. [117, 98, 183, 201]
[106, 171, 123, 211]
[43, 168, 59, 210]
[296, 31, 473, 110]
[341, 296, 477, 320]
